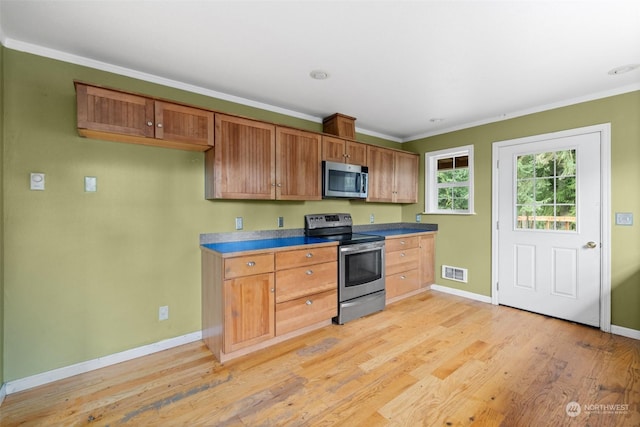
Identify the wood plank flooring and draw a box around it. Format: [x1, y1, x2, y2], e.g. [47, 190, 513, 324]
[1, 290, 639, 426]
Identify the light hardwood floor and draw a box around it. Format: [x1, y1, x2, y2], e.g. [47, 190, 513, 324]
[1, 291, 639, 426]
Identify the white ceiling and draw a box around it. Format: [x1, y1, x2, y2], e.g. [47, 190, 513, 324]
[1, 1, 639, 141]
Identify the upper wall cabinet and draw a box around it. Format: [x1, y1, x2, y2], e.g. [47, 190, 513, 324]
[206, 114, 276, 200]
[276, 127, 322, 200]
[205, 115, 322, 200]
[367, 146, 419, 203]
[75, 82, 214, 151]
[322, 135, 367, 166]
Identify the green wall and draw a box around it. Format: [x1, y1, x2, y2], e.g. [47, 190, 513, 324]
[2, 49, 404, 382]
[1, 44, 5, 388]
[402, 91, 640, 330]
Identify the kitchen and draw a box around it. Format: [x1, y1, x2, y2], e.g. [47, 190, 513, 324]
[1, 1, 639, 424]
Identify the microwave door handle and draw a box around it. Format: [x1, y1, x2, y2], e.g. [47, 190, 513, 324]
[361, 173, 367, 195]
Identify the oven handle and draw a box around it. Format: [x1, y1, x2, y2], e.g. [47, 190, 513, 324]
[339, 241, 385, 254]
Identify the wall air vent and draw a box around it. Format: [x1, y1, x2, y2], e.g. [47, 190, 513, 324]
[442, 265, 468, 283]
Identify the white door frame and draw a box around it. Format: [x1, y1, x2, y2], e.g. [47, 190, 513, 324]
[491, 123, 611, 332]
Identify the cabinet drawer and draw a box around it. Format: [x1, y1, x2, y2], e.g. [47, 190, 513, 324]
[224, 253, 274, 279]
[275, 246, 337, 270]
[275, 261, 337, 303]
[385, 247, 419, 276]
[385, 236, 419, 253]
[386, 269, 420, 300]
[276, 289, 337, 336]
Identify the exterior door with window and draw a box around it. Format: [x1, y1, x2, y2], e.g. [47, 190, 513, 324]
[496, 130, 601, 327]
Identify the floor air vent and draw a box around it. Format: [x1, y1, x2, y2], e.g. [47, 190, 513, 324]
[442, 265, 468, 283]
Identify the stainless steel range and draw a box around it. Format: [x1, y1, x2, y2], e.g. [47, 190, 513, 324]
[304, 213, 386, 324]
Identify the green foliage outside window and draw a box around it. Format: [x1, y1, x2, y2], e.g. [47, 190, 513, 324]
[516, 150, 576, 230]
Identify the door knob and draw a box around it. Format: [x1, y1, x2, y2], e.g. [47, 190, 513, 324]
[586, 241, 598, 249]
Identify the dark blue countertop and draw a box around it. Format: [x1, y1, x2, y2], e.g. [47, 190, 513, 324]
[202, 236, 333, 254]
[364, 228, 436, 237]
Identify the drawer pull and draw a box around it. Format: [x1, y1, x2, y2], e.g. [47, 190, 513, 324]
[306, 269, 313, 275]
[400, 275, 406, 280]
[400, 253, 406, 257]
[306, 252, 313, 258]
[305, 299, 313, 305]
[246, 261, 256, 267]
[400, 240, 406, 245]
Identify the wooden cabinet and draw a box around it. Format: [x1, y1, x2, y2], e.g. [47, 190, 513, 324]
[322, 135, 367, 165]
[206, 114, 276, 199]
[367, 146, 419, 203]
[222, 254, 275, 353]
[419, 233, 436, 287]
[205, 118, 322, 200]
[202, 243, 337, 362]
[385, 235, 421, 302]
[383, 232, 436, 304]
[75, 82, 214, 151]
[275, 246, 337, 335]
[276, 127, 322, 200]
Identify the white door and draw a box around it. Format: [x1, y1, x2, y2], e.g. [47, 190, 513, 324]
[495, 129, 602, 327]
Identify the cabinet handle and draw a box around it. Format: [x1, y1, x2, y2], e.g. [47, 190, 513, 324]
[305, 299, 313, 305]
[246, 261, 256, 267]
[146, 121, 153, 127]
[400, 240, 406, 245]
[277, 183, 282, 187]
[400, 275, 406, 280]
[306, 270, 313, 275]
[306, 252, 313, 258]
[157, 123, 163, 128]
[400, 253, 406, 257]
[270, 288, 275, 293]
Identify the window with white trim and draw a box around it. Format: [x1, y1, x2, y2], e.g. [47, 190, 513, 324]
[425, 145, 475, 214]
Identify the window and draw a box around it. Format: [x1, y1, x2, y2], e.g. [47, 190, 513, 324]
[425, 145, 474, 214]
[515, 149, 576, 231]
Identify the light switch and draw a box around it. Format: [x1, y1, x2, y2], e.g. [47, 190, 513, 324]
[84, 176, 97, 192]
[30, 173, 45, 190]
[615, 212, 633, 226]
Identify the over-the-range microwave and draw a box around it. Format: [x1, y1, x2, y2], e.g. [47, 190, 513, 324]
[322, 160, 368, 199]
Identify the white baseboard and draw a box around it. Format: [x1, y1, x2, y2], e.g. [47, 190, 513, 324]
[429, 284, 493, 304]
[0, 382, 6, 406]
[611, 324, 640, 340]
[5, 331, 202, 395]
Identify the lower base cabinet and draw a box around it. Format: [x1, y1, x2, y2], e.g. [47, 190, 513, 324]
[385, 232, 436, 303]
[202, 244, 337, 362]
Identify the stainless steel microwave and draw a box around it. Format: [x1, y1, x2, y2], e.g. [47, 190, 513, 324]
[322, 161, 368, 199]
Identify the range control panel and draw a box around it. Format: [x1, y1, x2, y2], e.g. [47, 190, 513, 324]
[304, 213, 353, 230]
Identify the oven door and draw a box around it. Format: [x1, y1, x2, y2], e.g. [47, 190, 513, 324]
[339, 240, 385, 302]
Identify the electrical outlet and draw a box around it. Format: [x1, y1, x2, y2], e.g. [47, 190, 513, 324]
[370, 214, 375, 224]
[30, 173, 45, 190]
[416, 214, 422, 223]
[84, 176, 97, 192]
[159, 305, 169, 321]
[278, 216, 284, 228]
[235, 217, 243, 230]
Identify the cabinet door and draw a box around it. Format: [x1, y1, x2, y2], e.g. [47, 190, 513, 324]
[207, 114, 276, 199]
[276, 127, 322, 200]
[223, 273, 275, 353]
[419, 234, 436, 287]
[346, 141, 367, 165]
[154, 101, 214, 147]
[322, 136, 347, 162]
[76, 83, 154, 137]
[394, 151, 419, 203]
[366, 145, 395, 202]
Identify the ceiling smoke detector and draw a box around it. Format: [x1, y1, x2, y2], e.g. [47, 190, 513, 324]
[608, 64, 640, 75]
[310, 70, 330, 80]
